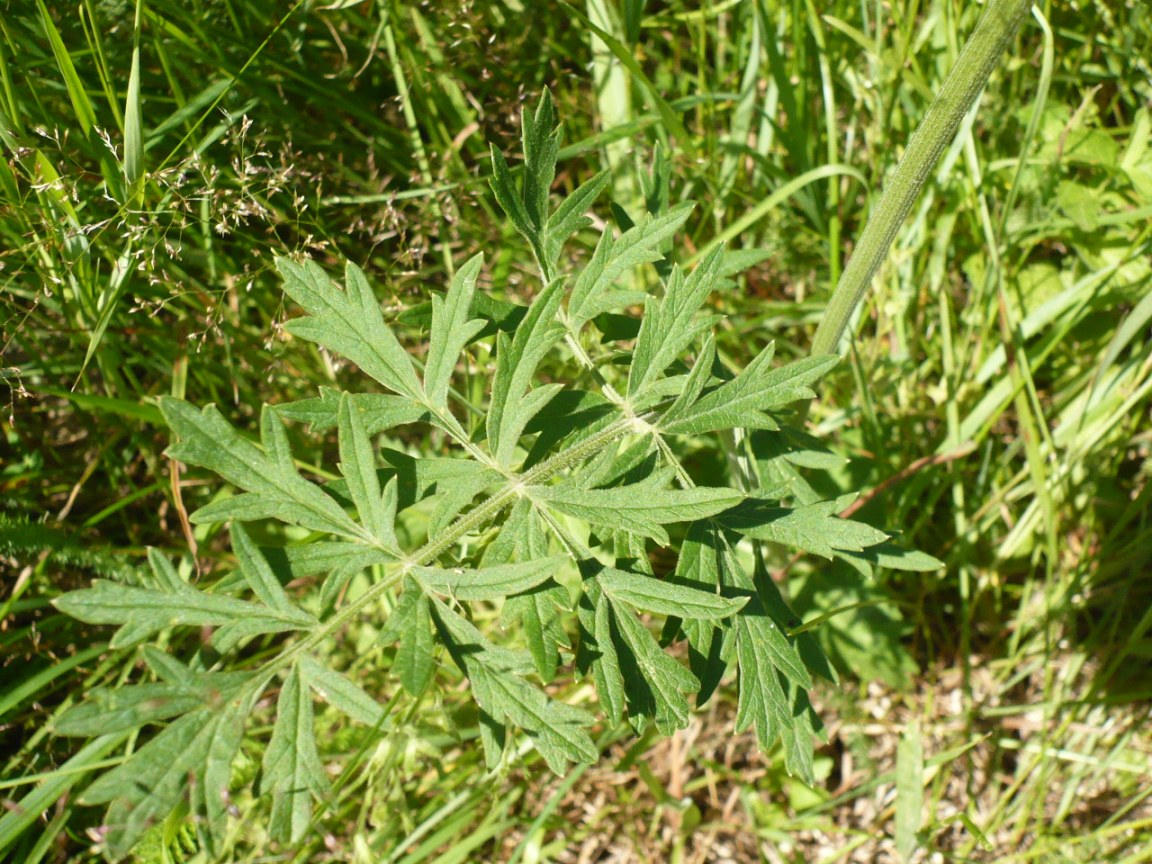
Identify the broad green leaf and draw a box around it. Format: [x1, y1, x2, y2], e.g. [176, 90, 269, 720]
[585, 588, 627, 726]
[338, 392, 396, 547]
[486, 278, 566, 466]
[231, 523, 300, 616]
[80, 693, 252, 857]
[53, 578, 316, 650]
[262, 665, 328, 843]
[412, 556, 565, 601]
[713, 529, 813, 689]
[424, 254, 486, 407]
[55, 683, 204, 737]
[609, 596, 699, 735]
[490, 146, 536, 253]
[597, 565, 746, 619]
[534, 481, 743, 544]
[568, 202, 695, 330]
[300, 655, 387, 728]
[277, 257, 423, 401]
[503, 580, 570, 681]
[662, 334, 718, 420]
[660, 350, 839, 437]
[383, 579, 436, 697]
[724, 496, 889, 559]
[277, 388, 430, 435]
[836, 541, 945, 578]
[628, 247, 724, 397]
[733, 616, 790, 751]
[521, 89, 561, 237]
[433, 599, 596, 772]
[161, 398, 365, 539]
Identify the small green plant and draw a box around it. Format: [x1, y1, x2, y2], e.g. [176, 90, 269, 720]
[50, 91, 926, 857]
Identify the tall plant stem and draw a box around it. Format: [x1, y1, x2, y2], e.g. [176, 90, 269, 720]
[808, 0, 1032, 359]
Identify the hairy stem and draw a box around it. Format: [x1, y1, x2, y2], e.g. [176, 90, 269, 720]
[808, 0, 1031, 359]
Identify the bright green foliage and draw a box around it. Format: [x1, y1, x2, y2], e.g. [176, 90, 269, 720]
[51, 92, 905, 857]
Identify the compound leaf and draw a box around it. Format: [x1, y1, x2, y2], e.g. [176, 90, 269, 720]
[628, 247, 724, 398]
[161, 398, 364, 539]
[337, 392, 396, 548]
[278, 258, 423, 401]
[534, 481, 743, 544]
[544, 169, 610, 271]
[425, 254, 486, 408]
[79, 692, 252, 857]
[661, 350, 839, 437]
[724, 496, 888, 559]
[568, 202, 695, 330]
[598, 565, 746, 619]
[300, 654, 387, 729]
[432, 598, 596, 772]
[262, 665, 328, 843]
[487, 278, 566, 466]
[503, 580, 570, 681]
[413, 556, 565, 602]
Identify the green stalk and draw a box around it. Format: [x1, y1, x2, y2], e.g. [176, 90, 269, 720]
[808, 0, 1031, 359]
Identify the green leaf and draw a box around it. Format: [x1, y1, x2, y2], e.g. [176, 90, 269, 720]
[338, 392, 397, 547]
[503, 580, 570, 681]
[161, 398, 365, 540]
[300, 655, 387, 728]
[412, 556, 566, 601]
[779, 685, 820, 783]
[277, 388, 430, 435]
[661, 350, 839, 437]
[568, 203, 695, 330]
[836, 541, 945, 578]
[432, 599, 596, 772]
[608, 595, 699, 735]
[486, 278, 566, 466]
[733, 617, 791, 752]
[231, 523, 301, 616]
[383, 578, 436, 697]
[80, 693, 252, 857]
[55, 683, 204, 737]
[490, 145, 536, 253]
[713, 528, 813, 689]
[597, 565, 746, 619]
[628, 247, 724, 398]
[584, 588, 626, 726]
[724, 496, 889, 559]
[53, 578, 315, 650]
[521, 89, 561, 237]
[424, 254, 486, 407]
[262, 665, 328, 843]
[544, 169, 611, 271]
[277, 257, 423, 402]
[534, 480, 743, 544]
